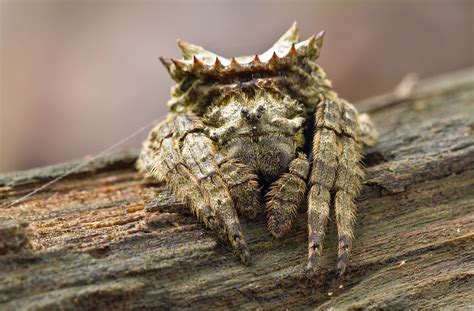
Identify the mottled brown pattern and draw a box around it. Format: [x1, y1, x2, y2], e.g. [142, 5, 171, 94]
[1, 69, 473, 310]
[137, 23, 378, 275]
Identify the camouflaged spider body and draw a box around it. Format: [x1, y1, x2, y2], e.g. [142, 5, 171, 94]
[137, 23, 378, 276]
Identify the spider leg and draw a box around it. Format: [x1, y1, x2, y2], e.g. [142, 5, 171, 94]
[334, 101, 364, 276]
[266, 152, 309, 238]
[137, 113, 251, 264]
[307, 97, 344, 274]
[220, 160, 261, 219]
[358, 113, 378, 147]
[307, 126, 340, 274]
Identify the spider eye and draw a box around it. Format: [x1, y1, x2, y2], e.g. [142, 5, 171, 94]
[210, 132, 219, 141]
[241, 107, 251, 119]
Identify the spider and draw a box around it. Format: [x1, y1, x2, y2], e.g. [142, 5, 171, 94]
[137, 23, 378, 276]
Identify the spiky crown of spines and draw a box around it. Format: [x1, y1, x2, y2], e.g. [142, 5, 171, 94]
[160, 22, 325, 82]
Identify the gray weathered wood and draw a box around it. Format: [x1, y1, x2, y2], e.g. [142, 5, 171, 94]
[1, 68, 473, 310]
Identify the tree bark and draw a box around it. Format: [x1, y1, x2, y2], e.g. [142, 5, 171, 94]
[1, 68, 473, 310]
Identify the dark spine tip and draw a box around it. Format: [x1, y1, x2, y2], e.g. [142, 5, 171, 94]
[214, 57, 224, 70]
[253, 54, 262, 64]
[159, 57, 172, 71]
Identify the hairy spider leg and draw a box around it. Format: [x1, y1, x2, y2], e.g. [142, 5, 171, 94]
[137, 113, 252, 264]
[266, 152, 310, 237]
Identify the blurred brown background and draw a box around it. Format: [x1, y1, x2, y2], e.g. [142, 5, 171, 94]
[1, 0, 473, 172]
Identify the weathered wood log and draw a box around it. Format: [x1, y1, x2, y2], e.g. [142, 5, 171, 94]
[1, 68, 473, 310]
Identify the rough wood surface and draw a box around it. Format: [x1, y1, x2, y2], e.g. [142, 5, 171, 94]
[1, 68, 473, 310]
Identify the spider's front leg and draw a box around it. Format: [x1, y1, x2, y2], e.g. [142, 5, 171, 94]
[137, 113, 258, 264]
[307, 124, 338, 274]
[220, 159, 261, 220]
[307, 95, 377, 276]
[266, 152, 310, 237]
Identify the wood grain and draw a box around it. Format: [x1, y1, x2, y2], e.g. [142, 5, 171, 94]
[1, 68, 473, 310]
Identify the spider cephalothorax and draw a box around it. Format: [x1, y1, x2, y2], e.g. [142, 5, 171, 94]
[137, 22, 378, 276]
